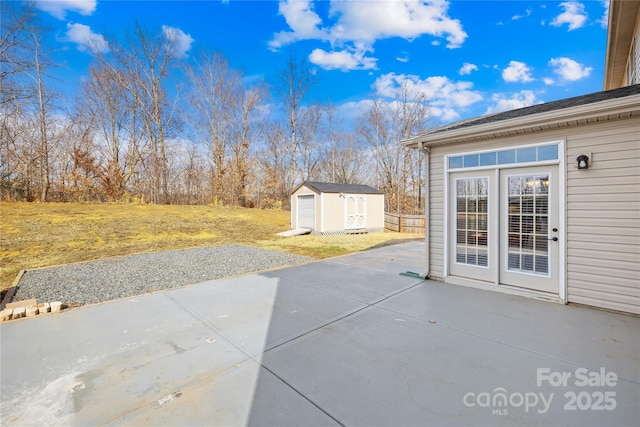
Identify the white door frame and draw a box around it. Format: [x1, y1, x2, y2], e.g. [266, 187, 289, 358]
[443, 140, 566, 302]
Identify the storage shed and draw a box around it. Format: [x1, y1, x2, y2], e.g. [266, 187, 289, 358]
[401, 0, 640, 315]
[290, 182, 384, 235]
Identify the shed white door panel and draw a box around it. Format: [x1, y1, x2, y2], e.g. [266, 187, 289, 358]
[345, 195, 366, 229]
[297, 195, 315, 229]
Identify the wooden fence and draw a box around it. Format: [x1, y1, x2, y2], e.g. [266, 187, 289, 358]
[384, 212, 425, 234]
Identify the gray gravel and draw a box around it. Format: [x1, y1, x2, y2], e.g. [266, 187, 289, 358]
[14, 245, 313, 306]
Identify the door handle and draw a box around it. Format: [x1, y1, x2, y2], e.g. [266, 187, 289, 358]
[548, 237, 558, 242]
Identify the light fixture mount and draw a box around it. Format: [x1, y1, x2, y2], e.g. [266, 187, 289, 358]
[576, 154, 590, 170]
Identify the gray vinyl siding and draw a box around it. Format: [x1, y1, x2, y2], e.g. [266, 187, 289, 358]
[426, 115, 640, 314]
[428, 150, 445, 279]
[565, 117, 640, 314]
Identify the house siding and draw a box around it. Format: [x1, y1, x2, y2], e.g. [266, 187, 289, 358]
[565, 117, 640, 314]
[426, 116, 639, 314]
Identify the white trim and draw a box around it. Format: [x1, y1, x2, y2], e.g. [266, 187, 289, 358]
[444, 140, 563, 172]
[320, 192, 325, 233]
[402, 94, 640, 147]
[443, 140, 567, 301]
[492, 168, 500, 286]
[448, 140, 561, 157]
[445, 276, 563, 304]
[443, 156, 449, 278]
[558, 139, 567, 304]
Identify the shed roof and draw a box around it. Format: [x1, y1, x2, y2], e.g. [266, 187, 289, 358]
[295, 181, 383, 195]
[402, 84, 640, 148]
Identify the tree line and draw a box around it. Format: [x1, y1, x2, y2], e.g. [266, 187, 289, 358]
[1, 2, 431, 214]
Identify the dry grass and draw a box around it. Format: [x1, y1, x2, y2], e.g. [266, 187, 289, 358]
[0, 202, 422, 291]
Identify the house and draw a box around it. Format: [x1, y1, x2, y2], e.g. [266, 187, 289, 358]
[290, 181, 384, 235]
[402, 0, 639, 314]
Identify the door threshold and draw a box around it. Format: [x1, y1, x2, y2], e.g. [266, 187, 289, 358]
[445, 276, 565, 304]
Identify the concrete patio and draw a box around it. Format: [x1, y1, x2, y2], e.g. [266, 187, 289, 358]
[1, 241, 638, 426]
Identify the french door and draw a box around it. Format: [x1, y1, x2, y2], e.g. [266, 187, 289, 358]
[449, 165, 559, 293]
[499, 166, 559, 292]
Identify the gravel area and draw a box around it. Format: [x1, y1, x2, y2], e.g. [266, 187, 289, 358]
[14, 245, 313, 306]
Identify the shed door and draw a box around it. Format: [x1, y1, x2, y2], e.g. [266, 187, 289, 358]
[345, 195, 366, 229]
[297, 195, 315, 229]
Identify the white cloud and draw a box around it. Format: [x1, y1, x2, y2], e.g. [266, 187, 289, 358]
[485, 90, 540, 114]
[326, 0, 467, 48]
[597, 0, 609, 28]
[550, 2, 587, 31]
[270, 0, 467, 71]
[270, 0, 327, 50]
[396, 53, 409, 63]
[502, 61, 534, 83]
[512, 9, 532, 20]
[459, 62, 478, 75]
[544, 77, 555, 85]
[309, 47, 377, 71]
[34, 0, 96, 19]
[548, 57, 592, 82]
[162, 25, 194, 58]
[66, 23, 109, 53]
[373, 72, 483, 121]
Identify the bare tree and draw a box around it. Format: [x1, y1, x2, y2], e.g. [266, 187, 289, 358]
[278, 54, 317, 191]
[0, 2, 60, 201]
[357, 86, 431, 214]
[255, 121, 289, 209]
[79, 64, 136, 187]
[317, 132, 369, 185]
[228, 84, 267, 207]
[101, 24, 182, 204]
[184, 50, 236, 204]
[0, 1, 37, 106]
[298, 104, 323, 181]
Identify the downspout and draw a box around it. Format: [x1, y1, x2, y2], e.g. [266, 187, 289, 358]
[421, 141, 430, 279]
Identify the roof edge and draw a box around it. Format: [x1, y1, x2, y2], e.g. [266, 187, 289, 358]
[403, 92, 640, 148]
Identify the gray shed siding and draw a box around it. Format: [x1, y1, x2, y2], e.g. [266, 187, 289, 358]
[426, 116, 639, 314]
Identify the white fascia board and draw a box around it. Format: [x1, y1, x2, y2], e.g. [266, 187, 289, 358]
[403, 94, 640, 148]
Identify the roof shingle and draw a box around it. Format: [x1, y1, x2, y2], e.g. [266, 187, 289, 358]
[430, 84, 640, 135]
[300, 181, 383, 194]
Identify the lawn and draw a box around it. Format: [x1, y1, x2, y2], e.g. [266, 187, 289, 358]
[0, 202, 422, 291]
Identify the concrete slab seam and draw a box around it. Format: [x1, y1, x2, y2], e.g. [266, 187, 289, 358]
[162, 291, 348, 426]
[261, 282, 427, 356]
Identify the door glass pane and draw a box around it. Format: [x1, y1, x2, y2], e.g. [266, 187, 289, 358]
[516, 147, 537, 163]
[506, 174, 549, 275]
[455, 178, 489, 267]
[538, 145, 558, 161]
[479, 152, 497, 166]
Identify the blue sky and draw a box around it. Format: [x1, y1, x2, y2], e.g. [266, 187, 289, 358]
[29, 0, 610, 126]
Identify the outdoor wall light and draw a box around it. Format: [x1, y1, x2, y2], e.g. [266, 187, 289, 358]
[576, 154, 590, 170]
